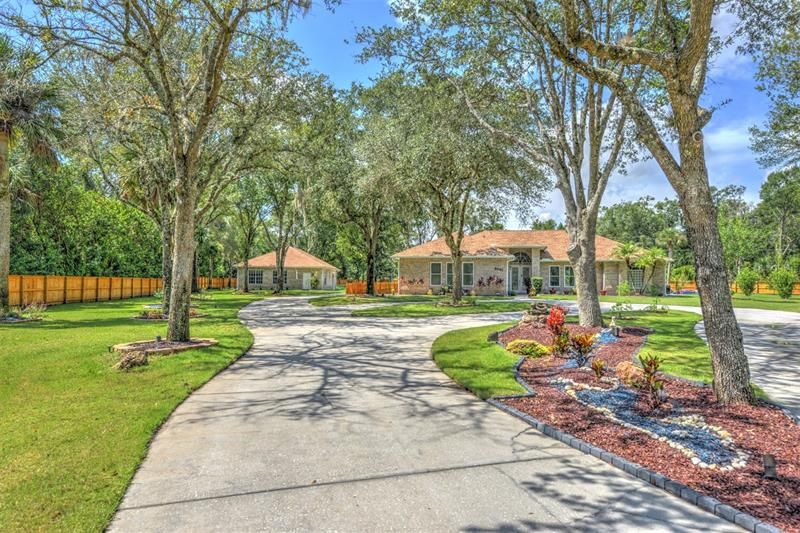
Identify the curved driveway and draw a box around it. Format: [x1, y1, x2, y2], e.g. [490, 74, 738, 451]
[111, 297, 737, 532]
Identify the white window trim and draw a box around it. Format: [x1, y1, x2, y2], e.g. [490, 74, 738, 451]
[248, 269, 263, 285]
[462, 262, 474, 287]
[564, 266, 575, 287]
[549, 265, 560, 287]
[430, 262, 443, 286]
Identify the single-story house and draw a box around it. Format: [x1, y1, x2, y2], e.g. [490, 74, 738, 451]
[393, 230, 666, 296]
[236, 246, 338, 290]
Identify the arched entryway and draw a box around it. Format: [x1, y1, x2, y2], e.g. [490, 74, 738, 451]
[508, 251, 532, 294]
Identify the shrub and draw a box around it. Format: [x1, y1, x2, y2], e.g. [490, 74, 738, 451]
[506, 339, 549, 358]
[550, 331, 569, 357]
[736, 267, 760, 296]
[8, 302, 48, 320]
[617, 280, 632, 297]
[530, 276, 543, 296]
[591, 358, 607, 379]
[546, 306, 566, 336]
[568, 333, 596, 367]
[615, 361, 644, 387]
[310, 273, 319, 290]
[768, 267, 797, 299]
[638, 353, 665, 408]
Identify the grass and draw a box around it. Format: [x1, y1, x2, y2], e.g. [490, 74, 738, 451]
[431, 310, 763, 399]
[0, 290, 263, 532]
[431, 322, 525, 399]
[535, 292, 800, 313]
[352, 300, 530, 318]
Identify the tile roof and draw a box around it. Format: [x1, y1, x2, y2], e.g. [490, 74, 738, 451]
[238, 246, 337, 270]
[393, 230, 623, 262]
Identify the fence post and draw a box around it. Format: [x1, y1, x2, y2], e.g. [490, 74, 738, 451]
[43, 275, 48, 305]
[80, 276, 85, 303]
[19, 275, 23, 306]
[95, 277, 99, 302]
[63, 275, 68, 304]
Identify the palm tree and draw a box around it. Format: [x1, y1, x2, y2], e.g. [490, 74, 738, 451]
[0, 37, 61, 314]
[611, 242, 644, 293]
[656, 227, 687, 293]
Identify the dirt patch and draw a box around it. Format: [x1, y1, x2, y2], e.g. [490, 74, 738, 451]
[112, 338, 218, 356]
[498, 324, 800, 531]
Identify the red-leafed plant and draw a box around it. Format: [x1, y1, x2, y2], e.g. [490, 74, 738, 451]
[638, 353, 665, 408]
[569, 333, 595, 367]
[546, 305, 565, 336]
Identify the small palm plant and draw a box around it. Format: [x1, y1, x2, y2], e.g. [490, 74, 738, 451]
[0, 37, 62, 315]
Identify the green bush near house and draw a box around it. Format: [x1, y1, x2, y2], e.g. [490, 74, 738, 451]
[769, 267, 797, 299]
[506, 339, 549, 358]
[736, 267, 760, 296]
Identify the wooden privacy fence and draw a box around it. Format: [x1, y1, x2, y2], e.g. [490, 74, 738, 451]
[8, 274, 237, 307]
[670, 280, 800, 296]
[345, 280, 398, 295]
[195, 276, 237, 290]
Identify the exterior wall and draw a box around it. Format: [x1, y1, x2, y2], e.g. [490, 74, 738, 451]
[608, 261, 667, 296]
[541, 262, 577, 294]
[398, 257, 509, 296]
[237, 267, 337, 291]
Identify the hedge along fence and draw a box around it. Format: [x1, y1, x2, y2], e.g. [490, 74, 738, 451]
[7, 275, 237, 307]
[345, 280, 398, 295]
[669, 280, 800, 296]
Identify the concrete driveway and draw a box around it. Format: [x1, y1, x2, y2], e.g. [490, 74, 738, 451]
[110, 297, 738, 532]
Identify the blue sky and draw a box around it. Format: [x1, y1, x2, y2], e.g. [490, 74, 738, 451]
[288, 1, 774, 227]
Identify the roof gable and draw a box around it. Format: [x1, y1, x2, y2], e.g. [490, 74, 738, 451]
[239, 246, 337, 270]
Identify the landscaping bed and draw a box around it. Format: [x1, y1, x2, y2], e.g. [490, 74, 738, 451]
[498, 319, 800, 532]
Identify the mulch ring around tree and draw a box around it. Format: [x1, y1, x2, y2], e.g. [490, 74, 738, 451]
[112, 338, 219, 371]
[497, 322, 800, 532]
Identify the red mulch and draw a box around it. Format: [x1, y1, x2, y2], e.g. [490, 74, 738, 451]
[498, 322, 800, 532]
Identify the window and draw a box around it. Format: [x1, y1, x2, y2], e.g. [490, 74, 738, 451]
[549, 266, 560, 287]
[512, 251, 531, 263]
[628, 268, 645, 291]
[272, 270, 289, 285]
[463, 262, 474, 287]
[248, 270, 263, 285]
[564, 266, 575, 287]
[446, 263, 453, 287]
[430, 262, 442, 285]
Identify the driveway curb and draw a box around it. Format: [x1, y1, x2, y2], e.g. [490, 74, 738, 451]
[488, 383, 782, 532]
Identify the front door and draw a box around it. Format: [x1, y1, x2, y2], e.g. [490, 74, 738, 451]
[521, 266, 531, 292]
[509, 266, 520, 292]
[302, 273, 311, 290]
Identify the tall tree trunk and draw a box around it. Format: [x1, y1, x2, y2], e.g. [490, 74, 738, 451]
[160, 210, 173, 314]
[366, 232, 377, 296]
[680, 166, 754, 404]
[451, 251, 463, 304]
[191, 248, 199, 293]
[167, 188, 197, 342]
[242, 259, 249, 293]
[666, 246, 673, 294]
[0, 132, 10, 315]
[566, 217, 603, 327]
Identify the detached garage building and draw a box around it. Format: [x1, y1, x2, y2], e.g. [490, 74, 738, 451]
[236, 246, 338, 291]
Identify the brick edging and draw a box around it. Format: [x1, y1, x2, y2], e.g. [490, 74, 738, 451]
[486, 399, 782, 532]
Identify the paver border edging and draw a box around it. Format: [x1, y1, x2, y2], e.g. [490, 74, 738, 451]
[486, 366, 783, 533]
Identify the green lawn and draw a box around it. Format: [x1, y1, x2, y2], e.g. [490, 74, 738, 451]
[352, 300, 530, 318]
[535, 292, 800, 313]
[431, 310, 755, 399]
[431, 322, 525, 399]
[0, 290, 263, 532]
